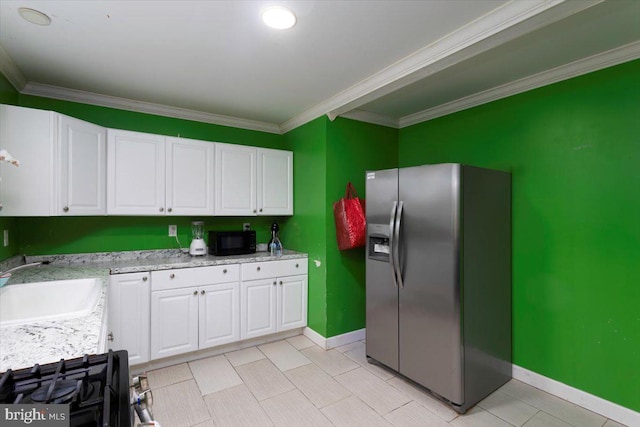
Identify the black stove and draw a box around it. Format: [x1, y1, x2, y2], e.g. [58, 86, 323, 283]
[0, 350, 130, 427]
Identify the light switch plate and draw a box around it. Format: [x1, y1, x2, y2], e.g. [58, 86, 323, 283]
[168, 225, 177, 237]
[3, 230, 8, 247]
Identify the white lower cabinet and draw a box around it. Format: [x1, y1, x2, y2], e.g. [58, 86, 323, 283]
[109, 259, 307, 365]
[108, 272, 151, 365]
[241, 260, 308, 340]
[150, 265, 240, 360]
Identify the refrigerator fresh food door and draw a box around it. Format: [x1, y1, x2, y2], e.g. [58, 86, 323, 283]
[365, 168, 399, 371]
[398, 163, 463, 405]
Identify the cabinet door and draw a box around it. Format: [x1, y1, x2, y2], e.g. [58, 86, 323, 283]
[214, 143, 256, 216]
[241, 278, 277, 339]
[257, 148, 293, 215]
[277, 275, 308, 331]
[107, 129, 165, 215]
[59, 115, 107, 215]
[108, 272, 150, 365]
[166, 137, 214, 215]
[199, 283, 240, 349]
[151, 287, 199, 359]
[0, 105, 56, 216]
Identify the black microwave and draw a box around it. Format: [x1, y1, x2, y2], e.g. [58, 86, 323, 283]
[208, 230, 256, 256]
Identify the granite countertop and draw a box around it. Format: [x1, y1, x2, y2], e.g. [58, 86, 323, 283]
[0, 265, 109, 372]
[0, 249, 308, 372]
[26, 248, 308, 274]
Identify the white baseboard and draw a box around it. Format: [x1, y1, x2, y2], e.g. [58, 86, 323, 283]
[513, 365, 640, 427]
[303, 327, 365, 350]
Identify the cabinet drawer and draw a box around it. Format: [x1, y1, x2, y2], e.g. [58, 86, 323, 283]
[241, 259, 308, 281]
[152, 264, 239, 291]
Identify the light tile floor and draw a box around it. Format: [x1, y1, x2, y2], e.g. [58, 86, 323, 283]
[145, 337, 626, 427]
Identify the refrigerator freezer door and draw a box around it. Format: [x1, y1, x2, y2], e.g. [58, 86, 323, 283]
[365, 168, 399, 371]
[398, 163, 463, 405]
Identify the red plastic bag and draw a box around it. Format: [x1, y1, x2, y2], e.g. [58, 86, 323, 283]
[333, 182, 366, 250]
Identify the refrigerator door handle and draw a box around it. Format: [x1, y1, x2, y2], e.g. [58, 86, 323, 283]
[389, 201, 399, 288]
[394, 201, 404, 289]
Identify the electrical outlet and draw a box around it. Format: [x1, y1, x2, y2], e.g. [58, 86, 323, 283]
[3, 230, 8, 247]
[243, 223, 251, 231]
[168, 225, 177, 237]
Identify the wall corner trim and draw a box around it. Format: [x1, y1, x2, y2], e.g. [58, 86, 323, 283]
[512, 365, 640, 426]
[303, 327, 365, 350]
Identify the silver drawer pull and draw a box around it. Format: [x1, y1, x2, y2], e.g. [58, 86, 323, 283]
[201, 290, 205, 295]
[63, 206, 69, 212]
[257, 266, 261, 271]
[170, 273, 175, 279]
[273, 281, 277, 285]
[159, 207, 164, 212]
[223, 269, 227, 274]
[193, 290, 198, 295]
[279, 280, 283, 285]
[142, 276, 148, 282]
[296, 263, 299, 268]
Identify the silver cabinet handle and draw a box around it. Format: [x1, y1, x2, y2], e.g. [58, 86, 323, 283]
[259, 208, 263, 212]
[170, 273, 175, 279]
[273, 281, 277, 285]
[193, 290, 198, 295]
[168, 208, 172, 212]
[201, 290, 205, 295]
[63, 206, 69, 212]
[159, 207, 164, 212]
[257, 266, 261, 271]
[295, 263, 299, 268]
[108, 332, 114, 341]
[253, 209, 257, 213]
[142, 276, 148, 282]
[223, 269, 227, 274]
[279, 280, 283, 285]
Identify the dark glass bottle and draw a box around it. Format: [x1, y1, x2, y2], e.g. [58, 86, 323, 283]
[268, 222, 283, 257]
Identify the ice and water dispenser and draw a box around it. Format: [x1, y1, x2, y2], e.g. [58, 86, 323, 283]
[368, 223, 390, 261]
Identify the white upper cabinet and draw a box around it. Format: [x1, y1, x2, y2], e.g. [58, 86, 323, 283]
[258, 148, 293, 215]
[215, 143, 293, 216]
[107, 129, 166, 215]
[1, 105, 292, 217]
[166, 137, 214, 215]
[59, 114, 107, 215]
[0, 105, 106, 217]
[214, 142, 257, 216]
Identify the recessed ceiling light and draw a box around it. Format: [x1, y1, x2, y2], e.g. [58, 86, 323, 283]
[261, 6, 296, 30]
[18, 7, 51, 26]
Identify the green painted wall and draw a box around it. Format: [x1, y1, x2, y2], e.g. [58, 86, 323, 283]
[325, 118, 398, 337]
[282, 116, 398, 337]
[0, 73, 20, 261]
[399, 59, 640, 411]
[282, 117, 328, 335]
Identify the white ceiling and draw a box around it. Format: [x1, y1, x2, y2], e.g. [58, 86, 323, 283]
[1, 0, 639, 134]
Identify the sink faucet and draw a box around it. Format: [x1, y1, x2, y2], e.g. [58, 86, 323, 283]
[0, 261, 50, 287]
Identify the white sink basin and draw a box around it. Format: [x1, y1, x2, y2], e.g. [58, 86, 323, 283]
[0, 278, 101, 327]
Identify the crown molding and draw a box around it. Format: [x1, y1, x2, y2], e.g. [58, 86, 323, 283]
[399, 40, 640, 128]
[280, 0, 604, 134]
[19, 82, 282, 134]
[336, 110, 399, 129]
[0, 43, 27, 91]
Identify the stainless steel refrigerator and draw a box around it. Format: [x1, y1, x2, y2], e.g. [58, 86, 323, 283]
[365, 163, 511, 413]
